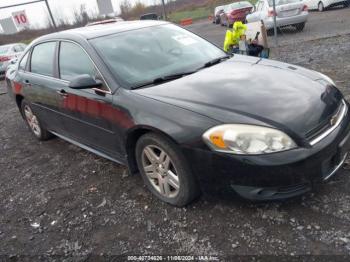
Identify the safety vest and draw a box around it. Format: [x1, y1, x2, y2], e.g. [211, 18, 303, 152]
[223, 21, 247, 52]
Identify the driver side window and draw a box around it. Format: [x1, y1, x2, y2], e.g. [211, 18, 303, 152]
[58, 41, 108, 90]
[59, 41, 96, 81]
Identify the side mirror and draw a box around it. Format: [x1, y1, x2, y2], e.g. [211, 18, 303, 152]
[251, 6, 256, 13]
[69, 74, 102, 89]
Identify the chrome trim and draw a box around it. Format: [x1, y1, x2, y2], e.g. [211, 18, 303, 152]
[92, 87, 112, 95]
[323, 152, 348, 181]
[310, 100, 347, 146]
[29, 71, 69, 83]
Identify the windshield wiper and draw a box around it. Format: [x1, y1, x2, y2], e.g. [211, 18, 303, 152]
[131, 71, 196, 90]
[197, 55, 231, 70]
[131, 55, 231, 90]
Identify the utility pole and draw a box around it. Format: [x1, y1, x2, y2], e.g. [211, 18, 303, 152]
[272, 0, 278, 46]
[161, 0, 167, 20]
[44, 0, 57, 30]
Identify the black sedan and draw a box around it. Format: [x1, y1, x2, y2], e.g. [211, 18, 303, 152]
[5, 21, 350, 206]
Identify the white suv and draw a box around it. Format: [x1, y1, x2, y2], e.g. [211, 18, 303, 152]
[0, 43, 27, 79]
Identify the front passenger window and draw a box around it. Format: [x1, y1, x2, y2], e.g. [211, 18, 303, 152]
[59, 42, 96, 81]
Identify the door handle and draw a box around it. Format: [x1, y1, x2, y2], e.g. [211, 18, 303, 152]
[56, 89, 68, 98]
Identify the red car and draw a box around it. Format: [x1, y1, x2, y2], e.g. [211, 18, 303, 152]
[220, 1, 254, 27]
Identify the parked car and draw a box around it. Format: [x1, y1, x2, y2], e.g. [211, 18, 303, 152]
[246, 0, 308, 32]
[220, 1, 254, 27]
[0, 43, 26, 79]
[6, 21, 350, 206]
[213, 5, 225, 24]
[86, 17, 124, 27]
[140, 13, 159, 20]
[304, 0, 348, 11]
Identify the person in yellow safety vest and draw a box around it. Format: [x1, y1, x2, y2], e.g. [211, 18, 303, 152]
[223, 21, 247, 52]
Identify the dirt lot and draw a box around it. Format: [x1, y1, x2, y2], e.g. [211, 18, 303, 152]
[187, 7, 350, 47]
[1, 8, 350, 261]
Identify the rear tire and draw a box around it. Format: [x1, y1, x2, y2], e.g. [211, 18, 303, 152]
[135, 133, 200, 207]
[295, 22, 305, 31]
[318, 1, 325, 11]
[21, 99, 52, 141]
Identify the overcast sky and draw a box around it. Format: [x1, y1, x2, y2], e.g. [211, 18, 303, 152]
[0, 0, 157, 30]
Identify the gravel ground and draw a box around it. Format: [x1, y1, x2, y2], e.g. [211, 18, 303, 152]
[1, 19, 350, 261]
[187, 7, 350, 48]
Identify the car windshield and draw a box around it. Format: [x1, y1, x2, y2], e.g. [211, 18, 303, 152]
[215, 6, 223, 12]
[229, 2, 252, 9]
[223, 5, 230, 11]
[91, 24, 226, 89]
[268, 0, 302, 6]
[0, 45, 11, 55]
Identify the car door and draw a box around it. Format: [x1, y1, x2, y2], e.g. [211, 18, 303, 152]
[19, 41, 66, 134]
[56, 40, 119, 158]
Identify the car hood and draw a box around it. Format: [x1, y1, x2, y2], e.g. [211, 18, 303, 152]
[134, 55, 342, 138]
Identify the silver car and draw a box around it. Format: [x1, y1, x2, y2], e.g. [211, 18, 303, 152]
[213, 5, 225, 24]
[246, 0, 308, 32]
[0, 43, 27, 79]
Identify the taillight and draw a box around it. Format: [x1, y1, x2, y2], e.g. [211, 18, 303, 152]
[268, 8, 277, 17]
[0, 56, 11, 62]
[302, 5, 308, 11]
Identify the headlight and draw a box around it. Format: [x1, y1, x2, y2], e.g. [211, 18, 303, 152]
[202, 124, 297, 155]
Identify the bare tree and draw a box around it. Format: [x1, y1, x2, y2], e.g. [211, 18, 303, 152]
[72, 4, 90, 27]
[120, 0, 132, 18]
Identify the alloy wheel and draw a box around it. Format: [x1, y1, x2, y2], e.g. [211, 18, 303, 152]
[141, 145, 180, 198]
[24, 105, 41, 137]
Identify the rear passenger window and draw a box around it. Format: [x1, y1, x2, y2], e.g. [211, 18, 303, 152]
[59, 42, 96, 81]
[31, 42, 56, 77]
[19, 52, 29, 71]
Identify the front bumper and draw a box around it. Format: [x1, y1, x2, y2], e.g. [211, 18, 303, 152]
[182, 105, 350, 200]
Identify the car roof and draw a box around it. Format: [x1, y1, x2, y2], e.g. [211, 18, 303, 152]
[35, 20, 169, 43]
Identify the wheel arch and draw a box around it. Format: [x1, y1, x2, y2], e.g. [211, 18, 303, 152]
[125, 125, 180, 175]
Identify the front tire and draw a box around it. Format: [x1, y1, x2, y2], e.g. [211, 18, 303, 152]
[318, 1, 325, 11]
[135, 133, 200, 206]
[21, 99, 52, 141]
